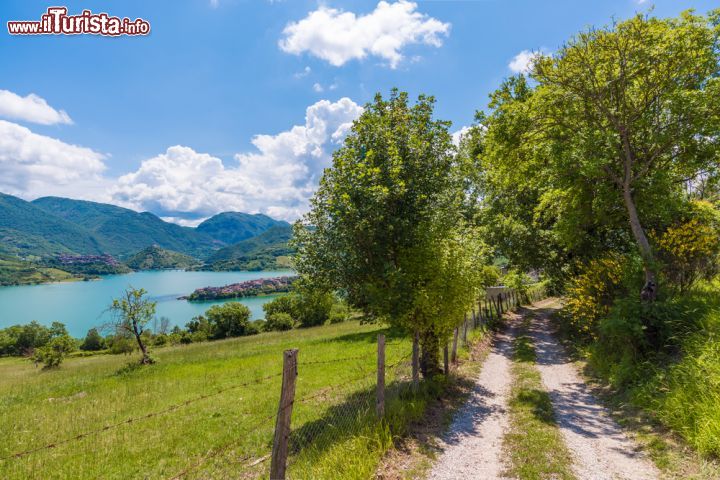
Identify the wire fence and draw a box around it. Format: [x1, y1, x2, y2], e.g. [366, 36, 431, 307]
[0, 284, 547, 479]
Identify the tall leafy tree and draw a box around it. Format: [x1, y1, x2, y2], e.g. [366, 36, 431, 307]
[294, 90, 482, 375]
[481, 11, 720, 300]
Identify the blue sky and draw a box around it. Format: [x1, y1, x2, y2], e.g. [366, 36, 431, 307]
[0, 0, 716, 223]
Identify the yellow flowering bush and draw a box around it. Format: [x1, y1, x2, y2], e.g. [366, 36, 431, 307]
[654, 201, 720, 292]
[564, 255, 625, 339]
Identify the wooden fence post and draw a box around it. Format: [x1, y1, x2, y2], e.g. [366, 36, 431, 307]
[412, 331, 420, 390]
[451, 327, 458, 363]
[377, 334, 385, 418]
[270, 349, 298, 480]
[472, 307, 477, 328]
[443, 343, 449, 375]
[462, 313, 468, 345]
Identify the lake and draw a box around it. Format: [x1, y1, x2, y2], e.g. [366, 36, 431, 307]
[0, 270, 292, 337]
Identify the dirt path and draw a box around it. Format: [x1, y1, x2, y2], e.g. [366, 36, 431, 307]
[526, 301, 659, 480]
[428, 299, 659, 480]
[428, 322, 515, 480]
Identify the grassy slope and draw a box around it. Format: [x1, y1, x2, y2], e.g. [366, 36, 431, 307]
[0, 256, 80, 286]
[0, 321, 414, 480]
[124, 245, 200, 270]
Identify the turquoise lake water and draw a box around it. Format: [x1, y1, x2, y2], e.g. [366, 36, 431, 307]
[0, 270, 292, 337]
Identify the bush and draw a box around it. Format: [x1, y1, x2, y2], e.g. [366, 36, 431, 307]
[563, 255, 631, 340]
[263, 295, 297, 317]
[80, 328, 105, 351]
[294, 289, 334, 327]
[265, 312, 294, 331]
[109, 335, 135, 355]
[328, 303, 350, 324]
[33, 335, 76, 368]
[654, 200, 720, 292]
[204, 302, 254, 339]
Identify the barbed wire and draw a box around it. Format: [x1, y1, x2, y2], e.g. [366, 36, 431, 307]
[0, 371, 283, 462]
[167, 410, 278, 480]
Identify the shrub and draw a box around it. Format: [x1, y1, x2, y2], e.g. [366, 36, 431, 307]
[204, 302, 253, 339]
[109, 335, 135, 355]
[265, 312, 294, 331]
[33, 335, 76, 368]
[563, 255, 629, 340]
[80, 328, 105, 351]
[654, 201, 720, 292]
[263, 295, 297, 317]
[294, 289, 334, 327]
[328, 302, 350, 324]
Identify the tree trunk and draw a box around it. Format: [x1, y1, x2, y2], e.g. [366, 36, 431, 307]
[622, 181, 657, 301]
[419, 329, 441, 378]
[132, 321, 152, 364]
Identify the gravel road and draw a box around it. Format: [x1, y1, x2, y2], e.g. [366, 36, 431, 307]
[428, 299, 659, 480]
[428, 322, 515, 480]
[527, 302, 659, 480]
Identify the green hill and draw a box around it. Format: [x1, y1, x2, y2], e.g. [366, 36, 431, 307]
[204, 224, 294, 270]
[32, 197, 218, 258]
[125, 245, 200, 270]
[0, 254, 81, 286]
[196, 212, 289, 245]
[0, 193, 105, 257]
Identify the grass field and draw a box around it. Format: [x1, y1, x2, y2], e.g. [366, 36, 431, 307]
[0, 321, 419, 479]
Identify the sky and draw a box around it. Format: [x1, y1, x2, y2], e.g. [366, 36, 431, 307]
[0, 0, 716, 225]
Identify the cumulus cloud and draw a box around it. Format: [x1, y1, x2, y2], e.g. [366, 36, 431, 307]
[112, 98, 364, 222]
[0, 120, 107, 199]
[508, 49, 544, 74]
[279, 1, 450, 68]
[451, 126, 472, 147]
[0, 89, 72, 125]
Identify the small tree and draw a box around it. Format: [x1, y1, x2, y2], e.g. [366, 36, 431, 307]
[80, 328, 105, 351]
[33, 335, 75, 368]
[265, 312, 294, 331]
[108, 287, 157, 364]
[205, 302, 252, 339]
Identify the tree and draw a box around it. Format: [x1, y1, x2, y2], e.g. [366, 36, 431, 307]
[294, 90, 481, 376]
[108, 287, 156, 364]
[80, 328, 105, 351]
[33, 335, 75, 368]
[265, 312, 294, 331]
[522, 11, 720, 301]
[204, 302, 252, 339]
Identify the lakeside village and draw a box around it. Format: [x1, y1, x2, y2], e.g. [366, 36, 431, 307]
[181, 276, 297, 301]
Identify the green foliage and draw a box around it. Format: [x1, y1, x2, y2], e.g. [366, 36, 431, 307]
[503, 269, 532, 304]
[264, 312, 294, 331]
[0, 321, 69, 356]
[125, 245, 199, 270]
[109, 287, 157, 364]
[32, 335, 76, 368]
[196, 212, 289, 245]
[32, 197, 217, 258]
[204, 225, 294, 271]
[294, 89, 486, 375]
[80, 328, 105, 351]
[653, 200, 720, 292]
[328, 302, 350, 324]
[0, 193, 105, 257]
[204, 302, 255, 338]
[479, 11, 720, 293]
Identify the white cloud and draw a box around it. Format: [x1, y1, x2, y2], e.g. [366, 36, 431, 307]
[508, 50, 542, 74]
[0, 90, 72, 125]
[209, 0, 219, 8]
[111, 98, 363, 222]
[0, 120, 107, 200]
[279, 1, 450, 68]
[313, 83, 324, 93]
[451, 126, 471, 147]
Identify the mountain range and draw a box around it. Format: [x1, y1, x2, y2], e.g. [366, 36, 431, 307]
[0, 192, 293, 275]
